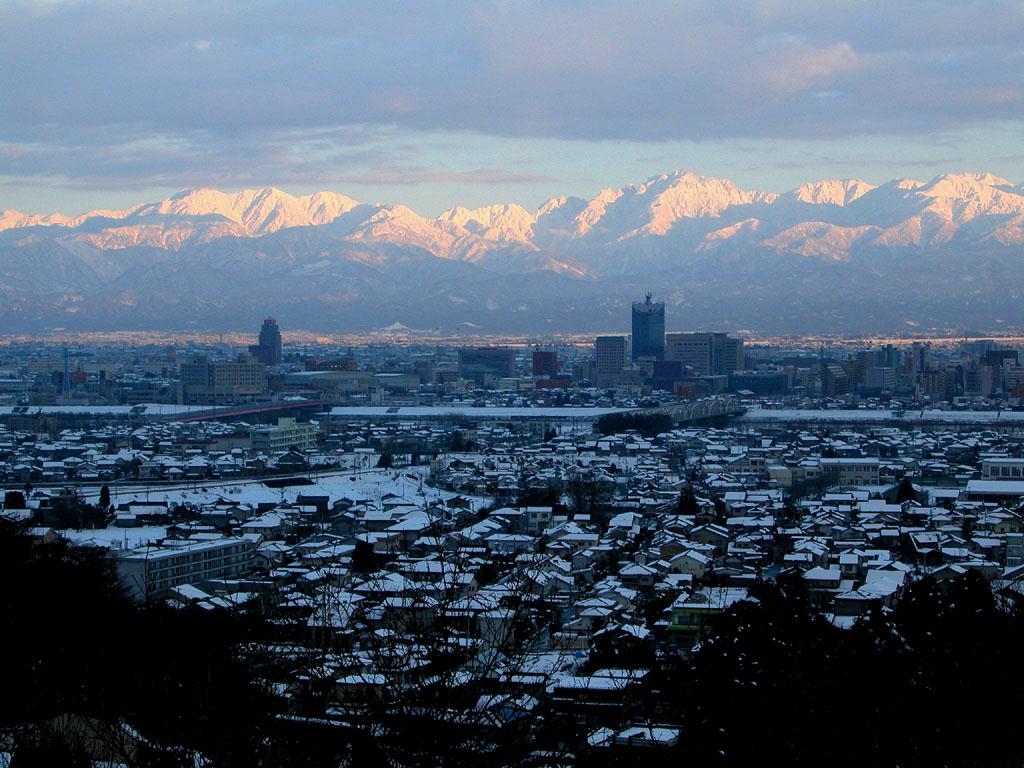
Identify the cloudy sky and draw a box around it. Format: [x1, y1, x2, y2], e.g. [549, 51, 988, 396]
[3, 0, 1024, 214]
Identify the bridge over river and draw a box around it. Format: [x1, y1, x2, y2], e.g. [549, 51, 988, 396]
[646, 397, 746, 425]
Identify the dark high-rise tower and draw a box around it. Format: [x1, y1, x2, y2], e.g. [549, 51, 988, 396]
[250, 317, 282, 365]
[532, 349, 559, 377]
[631, 293, 665, 361]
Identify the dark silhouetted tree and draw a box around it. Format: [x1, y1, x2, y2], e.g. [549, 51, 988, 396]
[677, 485, 700, 516]
[4, 490, 27, 509]
[351, 539, 376, 573]
[895, 476, 917, 503]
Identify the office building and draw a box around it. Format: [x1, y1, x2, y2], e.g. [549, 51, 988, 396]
[631, 293, 665, 361]
[594, 336, 628, 385]
[413, 358, 436, 384]
[959, 339, 999, 358]
[919, 369, 954, 401]
[665, 332, 743, 376]
[180, 354, 268, 404]
[458, 347, 517, 384]
[249, 317, 283, 366]
[864, 366, 897, 392]
[910, 342, 931, 376]
[651, 360, 684, 391]
[820, 363, 851, 396]
[983, 349, 1019, 368]
[721, 335, 744, 374]
[965, 365, 995, 397]
[728, 370, 790, 396]
[532, 349, 559, 377]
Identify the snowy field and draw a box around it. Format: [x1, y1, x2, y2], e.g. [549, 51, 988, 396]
[62, 525, 168, 551]
[74, 467, 486, 512]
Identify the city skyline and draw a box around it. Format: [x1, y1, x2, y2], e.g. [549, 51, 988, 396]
[7, 3, 1024, 766]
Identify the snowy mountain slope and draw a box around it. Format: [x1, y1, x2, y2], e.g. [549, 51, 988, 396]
[3, 170, 1024, 333]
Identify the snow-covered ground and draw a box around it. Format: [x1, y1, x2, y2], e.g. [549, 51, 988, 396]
[78, 467, 486, 511]
[741, 407, 1024, 424]
[62, 525, 168, 551]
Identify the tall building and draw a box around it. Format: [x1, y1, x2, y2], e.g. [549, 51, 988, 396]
[965, 364, 995, 396]
[593, 336, 628, 384]
[983, 349, 1019, 368]
[820, 362, 850, 396]
[864, 366, 897, 392]
[631, 293, 665, 361]
[917, 344, 933, 376]
[249, 317, 283, 366]
[180, 354, 268, 404]
[920, 369, 954, 401]
[532, 349, 559, 377]
[721, 335, 744, 374]
[665, 332, 743, 376]
[458, 347, 517, 384]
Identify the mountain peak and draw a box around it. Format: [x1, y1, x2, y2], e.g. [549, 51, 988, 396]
[635, 170, 760, 234]
[5, 168, 1023, 255]
[6, 168, 1024, 334]
[916, 171, 1024, 223]
[436, 203, 535, 242]
[141, 186, 362, 235]
[536, 195, 587, 217]
[787, 178, 876, 206]
[926, 171, 1011, 189]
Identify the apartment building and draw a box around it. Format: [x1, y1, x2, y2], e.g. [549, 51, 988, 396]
[820, 458, 881, 487]
[179, 354, 268, 404]
[250, 417, 317, 454]
[116, 537, 257, 602]
[982, 457, 1024, 480]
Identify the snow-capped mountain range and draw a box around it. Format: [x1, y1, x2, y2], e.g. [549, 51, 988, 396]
[3, 170, 1024, 333]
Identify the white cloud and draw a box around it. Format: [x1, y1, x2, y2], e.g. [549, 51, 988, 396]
[0, 0, 1022, 190]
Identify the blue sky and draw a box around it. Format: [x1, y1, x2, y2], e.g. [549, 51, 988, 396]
[2, 0, 1024, 215]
